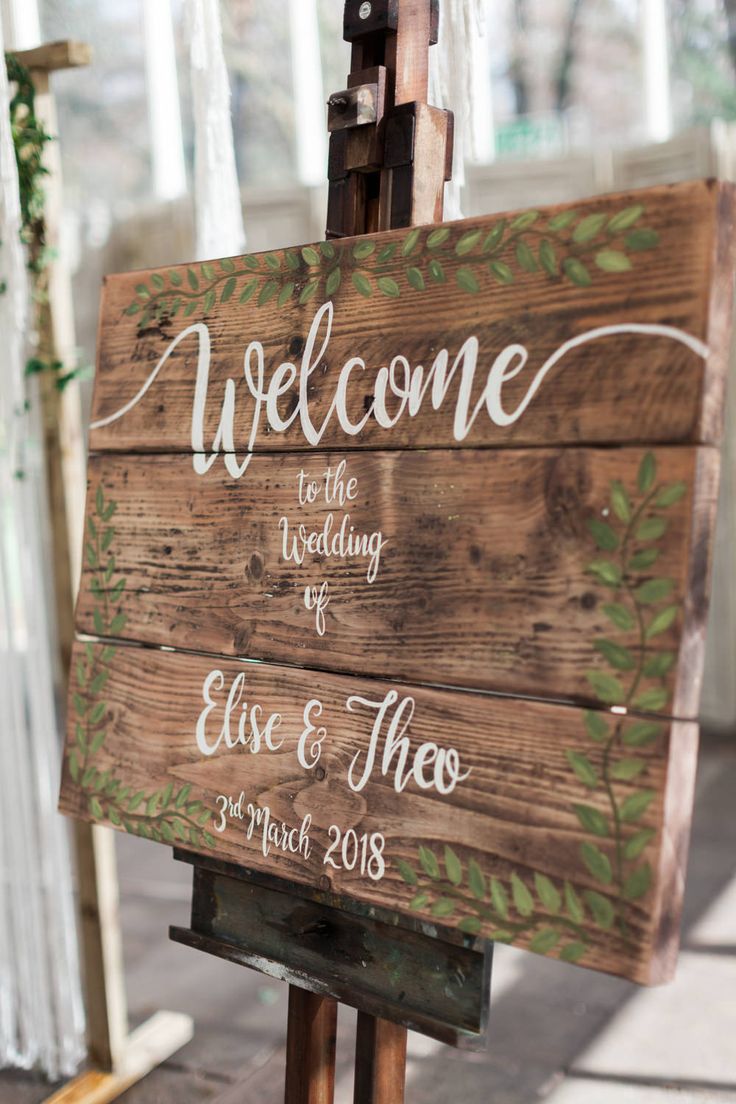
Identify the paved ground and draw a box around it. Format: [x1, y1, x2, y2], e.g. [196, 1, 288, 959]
[2, 736, 736, 1103]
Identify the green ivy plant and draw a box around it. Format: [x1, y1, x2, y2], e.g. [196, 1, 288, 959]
[126, 204, 660, 327]
[395, 452, 684, 964]
[68, 483, 216, 848]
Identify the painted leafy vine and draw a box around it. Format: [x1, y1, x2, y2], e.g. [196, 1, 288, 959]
[125, 204, 660, 327]
[68, 483, 215, 848]
[395, 452, 684, 964]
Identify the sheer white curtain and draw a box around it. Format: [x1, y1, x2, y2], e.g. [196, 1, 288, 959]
[0, 16, 85, 1078]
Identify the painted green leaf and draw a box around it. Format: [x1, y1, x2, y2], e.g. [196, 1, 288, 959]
[173, 820, 188, 841]
[456, 267, 480, 293]
[573, 213, 607, 243]
[396, 859, 418, 886]
[572, 804, 609, 837]
[564, 882, 584, 924]
[610, 480, 631, 522]
[645, 605, 678, 639]
[89, 797, 104, 820]
[511, 873, 534, 917]
[221, 276, 236, 303]
[110, 613, 126, 634]
[488, 930, 515, 943]
[629, 548, 659, 571]
[432, 898, 456, 918]
[611, 758, 647, 781]
[456, 229, 482, 255]
[175, 784, 192, 809]
[101, 501, 117, 523]
[325, 268, 342, 296]
[189, 828, 201, 847]
[623, 721, 661, 747]
[516, 241, 537, 272]
[75, 722, 86, 753]
[278, 282, 296, 308]
[352, 240, 376, 261]
[529, 928, 560, 954]
[624, 828, 656, 860]
[239, 280, 258, 304]
[566, 751, 598, 789]
[201, 263, 216, 281]
[595, 250, 632, 273]
[490, 260, 514, 285]
[168, 270, 184, 288]
[151, 273, 165, 290]
[594, 639, 635, 671]
[93, 608, 104, 635]
[548, 209, 577, 230]
[89, 671, 109, 695]
[490, 876, 508, 918]
[81, 766, 96, 789]
[586, 670, 625, 705]
[243, 254, 260, 270]
[101, 526, 115, 552]
[534, 873, 561, 914]
[68, 753, 80, 782]
[285, 251, 300, 271]
[401, 228, 422, 256]
[299, 280, 320, 304]
[608, 205, 644, 232]
[511, 210, 539, 230]
[406, 266, 425, 291]
[187, 268, 199, 290]
[626, 228, 659, 251]
[560, 942, 587, 963]
[539, 239, 558, 275]
[580, 842, 613, 884]
[170, 297, 182, 317]
[656, 482, 687, 508]
[258, 280, 278, 306]
[586, 518, 619, 551]
[202, 831, 217, 848]
[110, 578, 126, 603]
[469, 859, 486, 900]
[409, 892, 430, 911]
[91, 578, 103, 600]
[161, 781, 173, 808]
[301, 246, 320, 266]
[159, 821, 175, 843]
[586, 560, 623, 587]
[135, 283, 150, 300]
[377, 243, 397, 264]
[90, 701, 107, 725]
[459, 916, 482, 935]
[428, 259, 446, 283]
[643, 651, 675, 678]
[418, 845, 440, 879]
[76, 660, 87, 688]
[427, 227, 451, 250]
[125, 302, 142, 316]
[89, 728, 106, 755]
[146, 792, 160, 817]
[603, 603, 635, 631]
[563, 257, 592, 286]
[444, 846, 462, 886]
[584, 890, 615, 930]
[623, 862, 652, 900]
[86, 542, 97, 569]
[319, 241, 336, 260]
[352, 272, 373, 297]
[638, 452, 657, 493]
[219, 258, 235, 273]
[184, 301, 197, 317]
[633, 687, 669, 712]
[584, 710, 609, 742]
[636, 517, 668, 542]
[482, 221, 506, 251]
[377, 276, 401, 298]
[620, 790, 656, 823]
[197, 810, 210, 826]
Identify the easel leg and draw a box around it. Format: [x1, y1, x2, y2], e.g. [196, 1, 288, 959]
[285, 987, 338, 1104]
[353, 1014, 407, 1104]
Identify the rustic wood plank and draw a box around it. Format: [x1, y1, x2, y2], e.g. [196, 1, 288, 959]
[11, 40, 92, 72]
[60, 641, 697, 984]
[88, 182, 733, 455]
[169, 859, 489, 1046]
[74, 446, 717, 720]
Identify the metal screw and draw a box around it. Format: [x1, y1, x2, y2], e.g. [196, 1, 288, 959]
[359, 2, 372, 20]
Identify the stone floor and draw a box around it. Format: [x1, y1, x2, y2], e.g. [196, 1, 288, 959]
[2, 737, 736, 1103]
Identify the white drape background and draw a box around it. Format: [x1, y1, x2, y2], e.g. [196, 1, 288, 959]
[0, 19, 85, 1079]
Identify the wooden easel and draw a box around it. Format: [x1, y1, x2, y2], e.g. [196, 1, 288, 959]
[170, 4, 481, 1102]
[4, 40, 193, 1104]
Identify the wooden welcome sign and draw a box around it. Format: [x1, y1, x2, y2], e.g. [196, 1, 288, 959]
[60, 179, 734, 988]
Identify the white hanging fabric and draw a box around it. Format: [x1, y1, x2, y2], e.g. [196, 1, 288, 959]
[185, 0, 246, 259]
[430, 0, 487, 218]
[0, 17, 85, 1079]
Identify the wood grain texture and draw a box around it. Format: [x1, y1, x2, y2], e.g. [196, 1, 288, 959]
[60, 642, 697, 984]
[89, 181, 734, 455]
[75, 446, 717, 720]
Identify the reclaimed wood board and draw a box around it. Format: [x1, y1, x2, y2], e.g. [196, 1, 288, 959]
[75, 445, 718, 719]
[89, 181, 732, 455]
[60, 179, 736, 986]
[61, 641, 697, 984]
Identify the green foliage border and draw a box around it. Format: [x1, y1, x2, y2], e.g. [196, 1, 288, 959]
[68, 484, 215, 847]
[396, 452, 686, 965]
[126, 204, 660, 326]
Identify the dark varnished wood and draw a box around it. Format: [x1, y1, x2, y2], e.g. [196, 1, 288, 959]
[285, 988, 337, 1104]
[354, 1014, 408, 1104]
